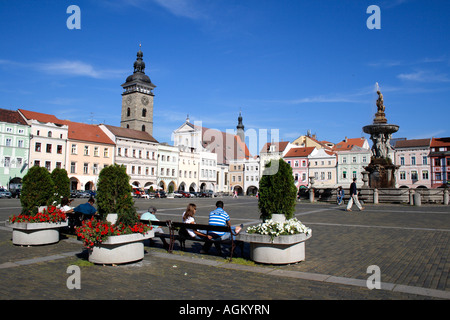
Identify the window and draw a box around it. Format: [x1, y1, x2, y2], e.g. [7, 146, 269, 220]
[127, 108, 131, 117]
[93, 164, 99, 175]
[328, 172, 332, 180]
[294, 160, 299, 167]
[400, 157, 405, 165]
[5, 138, 11, 147]
[411, 156, 416, 165]
[411, 171, 418, 180]
[84, 146, 89, 156]
[343, 171, 347, 179]
[342, 157, 347, 164]
[352, 171, 357, 179]
[35, 142, 41, 152]
[71, 144, 77, 154]
[104, 148, 109, 158]
[34, 160, 40, 167]
[435, 173, 441, 181]
[83, 163, 89, 174]
[16, 158, 22, 168]
[422, 170, 429, 180]
[18, 140, 24, 148]
[423, 156, 428, 165]
[57, 145, 63, 154]
[142, 108, 147, 117]
[400, 171, 406, 180]
[46, 144, 52, 153]
[4, 156, 10, 167]
[434, 158, 440, 166]
[48, 131, 52, 138]
[45, 161, 51, 171]
[142, 125, 146, 132]
[362, 156, 367, 163]
[94, 147, 99, 157]
[352, 157, 357, 163]
[70, 162, 76, 174]
[56, 162, 62, 169]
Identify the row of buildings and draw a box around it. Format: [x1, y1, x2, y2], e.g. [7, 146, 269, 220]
[1, 48, 449, 194]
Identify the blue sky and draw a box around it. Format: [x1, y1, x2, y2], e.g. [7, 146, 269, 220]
[1, 0, 449, 154]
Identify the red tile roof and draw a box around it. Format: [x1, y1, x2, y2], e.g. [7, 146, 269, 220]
[104, 124, 158, 143]
[431, 137, 450, 147]
[196, 125, 251, 164]
[0, 108, 28, 125]
[18, 109, 115, 145]
[395, 138, 431, 148]
[260, 141, 290, 154]
[333, 137, 366, 151]
[284, 147, 315, 158]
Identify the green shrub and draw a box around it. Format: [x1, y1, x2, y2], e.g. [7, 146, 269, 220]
[258, 158, 297, 221]
[20, 166, 54, 214]
[96, 164, 138, 225]
[50, 168, 70, 205]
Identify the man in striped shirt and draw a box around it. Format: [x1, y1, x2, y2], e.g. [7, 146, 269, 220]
[201, 201, 242, 254]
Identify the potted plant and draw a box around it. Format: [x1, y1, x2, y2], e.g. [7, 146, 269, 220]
[237, 158, 312, 264]
[76, 164, 153, 265]
[8, 166, 68, 246]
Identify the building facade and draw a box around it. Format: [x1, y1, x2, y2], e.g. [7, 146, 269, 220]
[394, 138, 432, 188]
[283, 147, 316, 189]
[0, 109, 30, 189]
[100, 124, 158, 189]
[308, 148, 337, 188]
[430, 137, 450, 188]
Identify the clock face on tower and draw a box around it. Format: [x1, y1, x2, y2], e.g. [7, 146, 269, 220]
[125, 96, 132, 105]
[141, 96, 149, 105]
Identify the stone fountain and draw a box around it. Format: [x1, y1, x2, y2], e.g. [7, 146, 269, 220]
[362, 89, 399, 188]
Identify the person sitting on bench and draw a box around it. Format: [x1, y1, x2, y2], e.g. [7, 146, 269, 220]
[202, 201, 242, 254]
[141, 207, 169, 248]
[182, 203, 212, 240]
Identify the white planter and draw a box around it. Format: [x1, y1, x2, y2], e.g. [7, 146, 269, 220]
[88, 230, 154, 265]
[236, 231, 312, 265]
[10, 221, 68, 246]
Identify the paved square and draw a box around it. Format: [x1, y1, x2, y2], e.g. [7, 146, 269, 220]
[0, 197, 449, 301]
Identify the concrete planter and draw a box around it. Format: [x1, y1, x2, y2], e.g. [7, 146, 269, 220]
[88, 230, 154, 265]
[10, 221, 68, 246]
[237, 231, 312, 264]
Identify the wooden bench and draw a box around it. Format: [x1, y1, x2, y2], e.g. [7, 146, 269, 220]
[140, 219, 244, 261]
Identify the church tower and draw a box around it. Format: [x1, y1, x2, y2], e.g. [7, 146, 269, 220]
[121, 46, 156, 136]
[236, 110, 245, 143]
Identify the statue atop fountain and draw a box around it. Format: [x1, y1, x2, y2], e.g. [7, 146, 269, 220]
[362, 86, 399, 188]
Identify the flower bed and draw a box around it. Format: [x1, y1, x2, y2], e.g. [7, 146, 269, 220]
[246, 218, 311, 242]
[76, 218, 151, 249]
[9, 206, 67, 224]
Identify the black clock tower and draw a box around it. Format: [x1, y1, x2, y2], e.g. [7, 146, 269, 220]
[121, 45, 156, 136]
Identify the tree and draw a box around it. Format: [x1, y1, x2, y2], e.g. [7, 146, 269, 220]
[96, 164, 138, 225]
[258, 158, 297, 221]
[20, 166, 54, 214]
[50, 168, 70, 205]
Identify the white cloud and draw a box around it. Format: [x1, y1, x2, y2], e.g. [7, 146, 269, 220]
[397, 70, 450, 83]
[0, 58, 126, 79]
[151, 0, 206, 19]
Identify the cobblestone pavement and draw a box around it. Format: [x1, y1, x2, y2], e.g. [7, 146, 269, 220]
[0, 198, 449, 306]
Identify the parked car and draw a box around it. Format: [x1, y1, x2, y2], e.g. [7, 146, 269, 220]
[0, 188, 12, 198]
[154, 190, 167, 198]
[174, 191, 190, 198]
[76, 190, 91, 198]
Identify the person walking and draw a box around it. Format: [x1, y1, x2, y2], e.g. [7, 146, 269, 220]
[346, 178, 364, 212]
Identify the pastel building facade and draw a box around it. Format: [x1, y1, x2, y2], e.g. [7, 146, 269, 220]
[283, 147, 316, 188]
[0, 109, 31, 189]
[394, 138, 432, 189]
